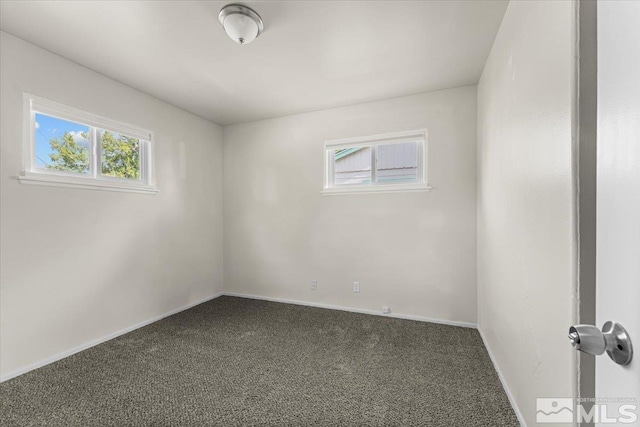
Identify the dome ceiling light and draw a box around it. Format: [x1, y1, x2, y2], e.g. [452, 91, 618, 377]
[218, 4, 264, 45]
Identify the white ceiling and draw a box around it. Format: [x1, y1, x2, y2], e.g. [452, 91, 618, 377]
[0, 0, 507, 126]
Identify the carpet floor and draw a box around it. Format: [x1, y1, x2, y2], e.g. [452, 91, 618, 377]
[0, 296, 518, 426]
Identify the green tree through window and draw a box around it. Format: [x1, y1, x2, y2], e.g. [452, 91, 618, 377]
[47, 132, 89, 174]
[100, 131, 140, 179]
[46, 131, 140, 179]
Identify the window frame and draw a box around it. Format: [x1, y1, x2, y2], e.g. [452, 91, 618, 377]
[20, 93, 157, 194]
[322, 129, 431, 195]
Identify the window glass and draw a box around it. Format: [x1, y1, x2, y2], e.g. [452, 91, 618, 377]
[24, 96, 155, 193]
[375, 141, 418, 183]
[99, 130, 141, 180]
[324, 130, 427, 193]
[34, 113, 90, 175]
[333, 146, 371, 186]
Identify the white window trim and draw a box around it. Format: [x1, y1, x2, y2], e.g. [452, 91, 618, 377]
[19, 93, 158, 194]
[321, 129, 431, 195]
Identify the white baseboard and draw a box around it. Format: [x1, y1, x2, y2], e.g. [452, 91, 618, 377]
[3, 291, 524, 426]
[0, 291, 224, 383]
[1, 291, 479, 384]
[222, 291, 477, 329]
[478, 327, 527, 427]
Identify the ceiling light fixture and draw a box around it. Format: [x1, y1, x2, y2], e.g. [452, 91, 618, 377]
[218, 4, 264, 45]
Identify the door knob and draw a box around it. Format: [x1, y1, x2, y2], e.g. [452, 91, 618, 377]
[568, 321, 633, 365]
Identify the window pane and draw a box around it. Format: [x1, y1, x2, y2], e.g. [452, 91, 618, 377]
[34, 113, 90, 174]
[333, 146, 371, 185]
[375, 141, 418, 183]
[99, 130, 141, 180]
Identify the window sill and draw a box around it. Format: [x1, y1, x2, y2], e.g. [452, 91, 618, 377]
[17, 172, 159, 194]
[321, 184, 432, 196]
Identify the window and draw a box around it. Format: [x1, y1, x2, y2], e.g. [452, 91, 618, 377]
[20, 94, 156, 193]
[323, 129, 429, 194]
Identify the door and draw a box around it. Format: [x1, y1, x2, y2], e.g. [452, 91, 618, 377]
[597, 0, 640, 424]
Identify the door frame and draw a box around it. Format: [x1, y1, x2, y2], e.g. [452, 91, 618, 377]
[575, 0, 598, 417]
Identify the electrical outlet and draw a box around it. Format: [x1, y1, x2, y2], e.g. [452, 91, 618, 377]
[311, 280, 318, 291]
[382, 306, 390, 314]
[353, 281, 360, 293]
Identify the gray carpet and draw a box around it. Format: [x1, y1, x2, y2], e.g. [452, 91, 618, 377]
[0, 296, 518, 426]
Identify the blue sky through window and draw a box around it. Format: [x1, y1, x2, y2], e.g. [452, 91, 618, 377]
[34, 113, 89, 169]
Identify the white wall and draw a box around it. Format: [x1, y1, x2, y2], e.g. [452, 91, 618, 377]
[224, 86, 477, 325]
[0, 32, 224, 379]
[477, 1, 577, 425]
